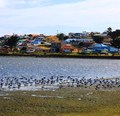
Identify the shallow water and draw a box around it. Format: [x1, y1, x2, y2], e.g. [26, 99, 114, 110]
[0, 56, 120, 79]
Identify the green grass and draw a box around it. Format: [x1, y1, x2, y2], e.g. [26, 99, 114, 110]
[0, 88, 120, 116]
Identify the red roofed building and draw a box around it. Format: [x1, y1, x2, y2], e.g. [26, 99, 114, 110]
[61, 44, 75, 53]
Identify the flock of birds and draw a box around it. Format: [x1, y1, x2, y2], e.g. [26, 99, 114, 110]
[0, 75, 120, 91]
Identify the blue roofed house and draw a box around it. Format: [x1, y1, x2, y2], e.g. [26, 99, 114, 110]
[93, 43, 118, 53]
[31, 38, 43, 46]
[109, 46, 119, 53]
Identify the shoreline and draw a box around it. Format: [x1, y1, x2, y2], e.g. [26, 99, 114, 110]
[0, 53, 120, 59]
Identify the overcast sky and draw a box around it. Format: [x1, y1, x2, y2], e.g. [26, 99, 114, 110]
[0, 0, 120, 36]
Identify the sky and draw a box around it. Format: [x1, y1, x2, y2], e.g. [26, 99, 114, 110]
[0, 0, 120, 36]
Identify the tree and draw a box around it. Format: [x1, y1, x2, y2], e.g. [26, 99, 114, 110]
[64, 35, 69, 40]
[107, 27, 112, 33]
[21, 46, 27, 52]
[57, 33, 65, 41]
[111, 37, 120, 48]
[0, 37, 5, 46]
[5, 35, 19, 50]
[92, 35, 104, 43]
[79, 42, 84, 48]
[108, 29, 120, 48]
[28, 34, 32, 37]
[108, 30, 120, 39]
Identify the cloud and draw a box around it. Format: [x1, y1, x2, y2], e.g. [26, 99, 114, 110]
[19, 0, 120, 26]
[0, 0, 50, 9]
[0, 0, 120, 35]
[0, 0, 82, 9]
[0, 0, 6, 8]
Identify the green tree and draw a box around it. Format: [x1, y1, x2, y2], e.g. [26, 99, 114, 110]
[5, 35, 19, 50]
[108, 30, 120, 39]
[20, 46, 27, 53]
[111, 37, 120, 48]
[0, 37, 5, 46]
[64, 35, 69, 40]
[108, 29, 120, 48]
[57, 33, 65, 41]
[107, 27, 112, 33]
[92, 35, 104, 43]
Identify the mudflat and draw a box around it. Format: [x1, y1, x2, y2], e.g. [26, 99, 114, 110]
[0, 87, 120, 116]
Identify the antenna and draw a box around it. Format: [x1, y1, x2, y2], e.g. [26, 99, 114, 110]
[57, 30, 59, 35]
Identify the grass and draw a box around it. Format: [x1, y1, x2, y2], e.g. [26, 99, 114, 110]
[1, 51, 120, 57]
[0, 88, 120, 116]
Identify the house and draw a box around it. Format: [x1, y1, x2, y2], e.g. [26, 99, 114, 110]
[109, 46, 119, 53]
[51, 42, 61, 52]
[0, 45, 11, 53]
[65, 38, 93, 47]
[31, 39, 43, 46]
[61, 44, 75, 53]
[93, 43, 118, 53]
[17, 39, 32, 51]
[17, 39, 28, 46]
[26, 46, 36, 53]
[69, 33, 82, 38]
[65, 38, 93, 43]
[36, 45, 51, 53]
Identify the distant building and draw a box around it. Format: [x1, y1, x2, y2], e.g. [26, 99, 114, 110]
[69, 33, 82, 38]
[65, 38, 93, 47]
[31, 39, 44, 46]
[93, 43, 118, 53]
[61, 44, 75, 53]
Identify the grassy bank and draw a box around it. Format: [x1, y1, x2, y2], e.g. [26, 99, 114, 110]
[0, 88, 120, 116]
[1, 52, 120, 59]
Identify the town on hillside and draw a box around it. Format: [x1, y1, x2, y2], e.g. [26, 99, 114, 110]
[0, 27, 120, 55]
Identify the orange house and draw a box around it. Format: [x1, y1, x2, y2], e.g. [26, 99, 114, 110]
[61, 44, 74, 53]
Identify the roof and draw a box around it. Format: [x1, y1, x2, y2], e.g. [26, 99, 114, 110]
[61, 44, 74, 49]
[65, 38, 93, 43]
[109, 46, 118, 52]
[93, 43, 108, 48]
